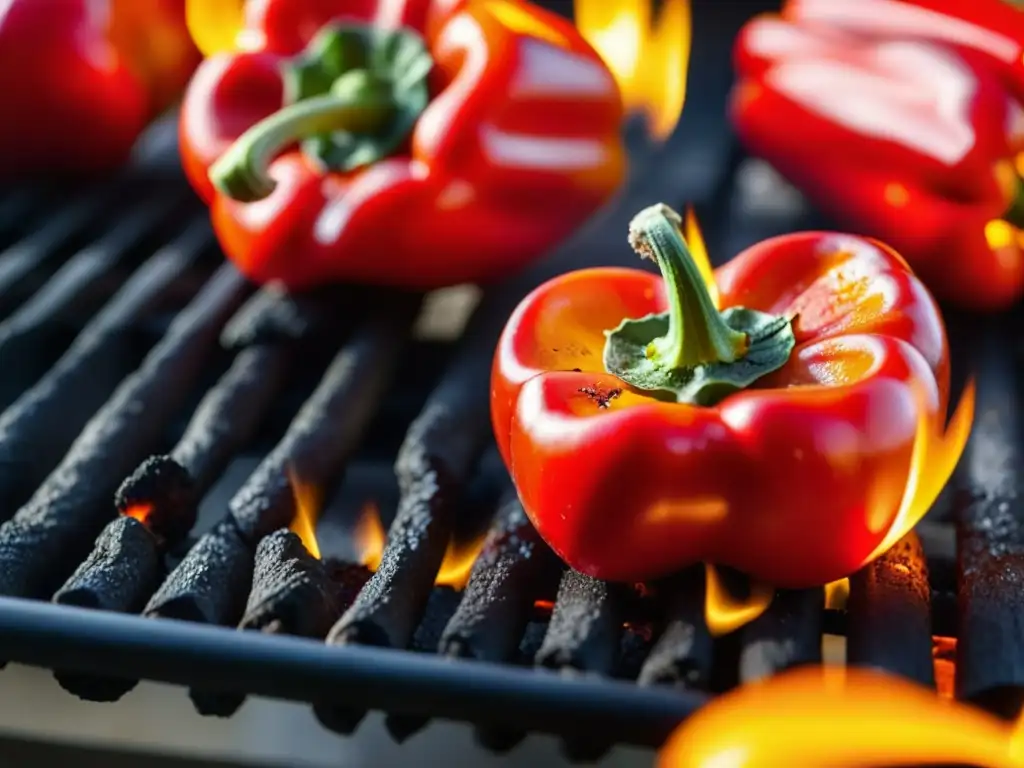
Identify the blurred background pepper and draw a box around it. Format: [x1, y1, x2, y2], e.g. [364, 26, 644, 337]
[0, 0, 200, 177]
[731, 0, 1024, 310]
[178, 0, 627, 290]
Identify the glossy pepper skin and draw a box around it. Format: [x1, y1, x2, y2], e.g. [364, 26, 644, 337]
[180, 0, 626, 290]
[492, 204, 949, 588]
[776, 0, 1024, 99]
[732, 7, 1024, 310]
[0, 0, 200, 176]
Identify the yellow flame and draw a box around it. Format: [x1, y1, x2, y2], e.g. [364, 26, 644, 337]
[185, 0, 264, 56]
[574, 0, 691, 141]
[352, 501, 484, 589]
[435, 535, 487, 590]
[286, 467, 321, 560]
[683, 206, 717, 308]
[703, 564, 774, 636]
[861, 379, 975, 566]
[823, 578, 850, 611]
[353, 501, 386, 571]
[658, 667, 1024, 768]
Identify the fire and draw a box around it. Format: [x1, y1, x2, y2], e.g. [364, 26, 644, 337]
[353, 501, 386, 571]
[436, 535, 486, 589]
[703, 563, 774, 637]
[574, 0, 690, 141]
[185, 0, 263, 56]
[352, 501, 485, 589]
[860, 379, 975, 567]
[122, 503, 154, 527]
[658, 667, 1024, 768]
[824, 578, 850, 611]
[683, 206, 718, 308]
[286, 466, 321, 560]
[933, 635, 957, 700]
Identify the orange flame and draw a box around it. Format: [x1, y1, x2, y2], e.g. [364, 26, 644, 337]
[352, 501, 485, 589]
[436, 535, 487, 590]
[933, 635, 957, 700]
[683, 206, 717, 308]
[574, 0, 691, 141]
[122, 503, 155, 527]
[286, 467, 321, 560]
[861, 379, 975, 567]
[703, 564, 774, 636]
[824, 578, 850, 611]
[353, 501, 386, 571]
[658, 667, 1024, 768]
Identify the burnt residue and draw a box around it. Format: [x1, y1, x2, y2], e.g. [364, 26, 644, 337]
[534, 569, 627, 764]
[53, 516, 162, 613]
[440, 495, 561, 663]
[315, 324, 495, 737]
[145, 520, 253, 627]
[241, 529, 343, 638]
[535, 569, 625, 674]
[146, 297, 416, 650]
[115, 456, 196, 546]
[738, 588, 823, 683]
[383, 586, 465, 743]
[638, 567, 713, 690]
[229, 296, 420, 542]
[191, 529, 349, 719]
[578, 386, 622, 409]
[326, 386, 492, 651]
[847, 532, 934, 687]
[0, 222, 213, 519]
[219, 283, 356, 350]
[115, 286, 351, 553]
[51, 516, 163, 701]
[0, 198, 173, 409]
[0, 265, 249, 600]
[954, 320, 1024, 718]
[170, 343, 292, 492]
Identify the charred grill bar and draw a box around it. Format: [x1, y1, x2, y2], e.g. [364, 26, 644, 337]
[0, 0, 999, 760]
[954, 319, 1024, 718]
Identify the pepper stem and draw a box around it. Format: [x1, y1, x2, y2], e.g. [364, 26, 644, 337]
[628, 204, 748, 369]
[209, 72, 396, 203]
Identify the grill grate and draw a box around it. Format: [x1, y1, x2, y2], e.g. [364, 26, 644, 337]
[0, 0, 1016, 761]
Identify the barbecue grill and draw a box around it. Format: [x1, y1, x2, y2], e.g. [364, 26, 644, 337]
[0, 0, 1017, 764]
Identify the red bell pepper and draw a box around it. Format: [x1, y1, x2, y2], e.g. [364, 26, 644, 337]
[732, 9, 1024, 310]
[491, 203, 949, 588]
[0, 0, 200, 176]
[179, 0, 626, 290]
[779, 0, 1024, 100]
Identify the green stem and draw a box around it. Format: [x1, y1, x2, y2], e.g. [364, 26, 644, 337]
[627, 204, 748, 369]
[209, 77, 395, 203]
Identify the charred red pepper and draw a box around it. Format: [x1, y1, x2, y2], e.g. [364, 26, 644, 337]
[731, 5, 1024, 310]
[491, 203, 949, 588]
[180, 0, 626, 290]
[0, 0, 201, 176]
